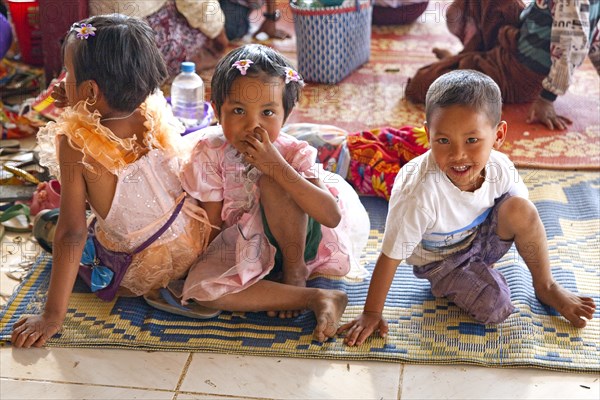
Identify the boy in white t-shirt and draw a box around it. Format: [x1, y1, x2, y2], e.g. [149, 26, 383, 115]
[339, 70, 596, 346]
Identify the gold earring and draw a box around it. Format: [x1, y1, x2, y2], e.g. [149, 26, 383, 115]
[87, 97, 97, 106]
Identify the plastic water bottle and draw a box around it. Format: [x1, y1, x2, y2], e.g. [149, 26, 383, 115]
[171, 61, 204, 128]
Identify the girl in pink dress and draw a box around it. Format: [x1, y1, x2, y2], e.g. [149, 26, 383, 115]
[175, 44, 370, 342]
[11, 14, 211, 348]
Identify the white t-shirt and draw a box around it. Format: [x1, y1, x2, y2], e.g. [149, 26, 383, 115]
[381, 150, 528, 266]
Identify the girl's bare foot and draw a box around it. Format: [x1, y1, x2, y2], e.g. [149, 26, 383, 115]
[265, 267, 307, 318]
[266, 309, 301, 318]
[283, 268, 307, 288]
[432, 48, 453, 60]
[307, 289, 348, 342]
[535, 282, 596, 328]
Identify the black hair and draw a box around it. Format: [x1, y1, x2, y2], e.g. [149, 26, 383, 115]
[64, 14, 168, 112]
[425, 70, 502, 127]
[211, 44, 304, 120]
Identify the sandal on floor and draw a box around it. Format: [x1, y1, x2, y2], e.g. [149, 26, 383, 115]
[32, 208, 59, 253]
[0, 203, 31, 232]
[144, 288, 221, 319]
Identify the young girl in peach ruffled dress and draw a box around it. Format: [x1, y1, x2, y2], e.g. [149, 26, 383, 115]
[158, 44, 371, 342]
[11, 14, 211, 348]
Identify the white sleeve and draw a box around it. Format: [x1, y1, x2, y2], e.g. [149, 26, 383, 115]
[381, 193, 433, 261]
[491, 150, 529, 199]
[503, 155, 529, 199]
[508, 173, 529, 199]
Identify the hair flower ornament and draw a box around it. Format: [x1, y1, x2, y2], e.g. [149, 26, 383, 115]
[232, 59, 254, 75]
[284, 67, 300, 84]
[73, 23, 97, 40]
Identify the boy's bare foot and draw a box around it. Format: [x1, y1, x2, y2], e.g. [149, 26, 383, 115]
[432, 48, 453, 60]
[307, 289, 348, 342]
[535, 281, 596, 328]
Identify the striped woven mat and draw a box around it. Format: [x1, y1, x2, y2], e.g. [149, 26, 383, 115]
[1, 170, 598, 372]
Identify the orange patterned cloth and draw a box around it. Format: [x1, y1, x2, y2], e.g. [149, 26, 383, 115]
[37, 92, 183, 180]
[347, 126, 429, 200]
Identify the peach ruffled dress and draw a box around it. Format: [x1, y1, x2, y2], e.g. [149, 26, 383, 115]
[179, 126, 370, 303]
[37, 93, 211, 296]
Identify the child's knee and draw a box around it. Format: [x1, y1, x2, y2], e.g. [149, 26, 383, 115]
[497, 196, 540, 236]
[260, 176, 299, 208]
[258, 175, 281, 198]
[499, 196, 538, 223]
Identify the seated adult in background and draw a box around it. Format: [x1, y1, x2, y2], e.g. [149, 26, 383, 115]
[404, 0, 600, 130]
[220, 0, 291, 40]
[89, 0, 229, 76]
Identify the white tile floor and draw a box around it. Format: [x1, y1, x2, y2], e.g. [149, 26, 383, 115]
[1, 346, 599, 399]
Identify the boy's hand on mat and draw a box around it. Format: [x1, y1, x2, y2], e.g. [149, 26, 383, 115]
[527, 97, 572, 130]
[11, 313, 63, 348]
[337, 311, 388, 346]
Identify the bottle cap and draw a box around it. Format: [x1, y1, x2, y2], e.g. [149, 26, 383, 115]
[181, 61, 196, 73]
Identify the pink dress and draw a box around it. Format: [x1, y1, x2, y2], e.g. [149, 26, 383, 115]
[179, 126, 370, 302]
[37, 93, 211, 296]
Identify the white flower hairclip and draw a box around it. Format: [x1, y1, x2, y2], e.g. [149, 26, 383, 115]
[284, 67, 300, 84]
[72, 23, 97, 40]
[232, 59, 254, 75]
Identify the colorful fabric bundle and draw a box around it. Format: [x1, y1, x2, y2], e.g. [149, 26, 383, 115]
[347, 126, 429, 200]
[281, 123, 350, 177]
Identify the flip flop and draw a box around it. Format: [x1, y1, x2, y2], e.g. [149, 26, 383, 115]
[144, 288, 221, 319]
[0, 203, 31, 232]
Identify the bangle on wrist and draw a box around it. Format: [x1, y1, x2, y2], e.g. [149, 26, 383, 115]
[263, 9, 281, 21]
[540, 89, 557, 102]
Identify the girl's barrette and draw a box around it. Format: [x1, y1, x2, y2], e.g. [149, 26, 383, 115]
[232, 60, 253, 75]
[72, 23, 97, 40]
[284, 67, 301, 84]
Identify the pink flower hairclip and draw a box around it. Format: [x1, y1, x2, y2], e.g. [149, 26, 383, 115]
[284, 67, 300, 84]
[232, 60, 253, 75]
[73, 23, 97, 40]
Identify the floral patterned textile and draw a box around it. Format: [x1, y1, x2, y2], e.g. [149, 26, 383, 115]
[145, 0, 209, 76]
[347, 126, 429, 200]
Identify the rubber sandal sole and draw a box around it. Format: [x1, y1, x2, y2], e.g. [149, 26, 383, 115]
[144, 288, 221, 319]
[32, 208, 59, 253]
[0, 203, 31, 232]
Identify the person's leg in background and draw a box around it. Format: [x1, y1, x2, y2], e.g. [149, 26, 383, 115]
[220, 0, 252, 40]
